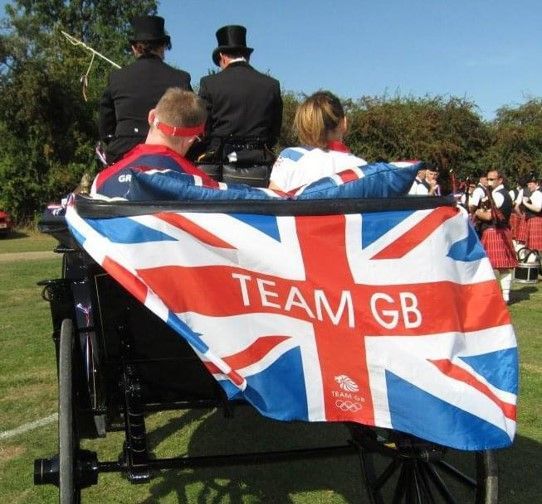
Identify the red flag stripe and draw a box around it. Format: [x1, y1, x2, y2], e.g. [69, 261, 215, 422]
[430, 359, 516, 420]
[155, 212, 235, 249]
[337, 169, 360, 183]
[102, 256, 148, 304]
[372, 206, 459, 259]
[137, 265, 510, 335]
[203, 335, 290, 374]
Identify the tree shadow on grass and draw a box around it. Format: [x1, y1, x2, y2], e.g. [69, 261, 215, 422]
[140, 409, 541, 504]
[142, 406, 363, 503]
[0, 229, 27, 240]
[510, 285, 539, 304]
[497, 435, 542, 503]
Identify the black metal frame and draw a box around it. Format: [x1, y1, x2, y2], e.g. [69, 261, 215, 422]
[74, 194, 457, 218]
[34, 220, 358, 495]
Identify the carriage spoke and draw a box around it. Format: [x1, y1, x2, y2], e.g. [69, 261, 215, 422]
[372, 457, 402, 491]
[414, 461, 435, 504]
[437, 459, 477, 488]
[392, 463, 410, 504]
[424, 462, 459, 504]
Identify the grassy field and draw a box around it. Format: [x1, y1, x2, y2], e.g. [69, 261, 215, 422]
[0, 231, 540, 503]
[0, 229, 57, 253]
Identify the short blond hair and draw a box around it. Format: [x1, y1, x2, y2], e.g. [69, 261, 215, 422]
[154, 88, 207, 128]
[294, 91, 345, 149]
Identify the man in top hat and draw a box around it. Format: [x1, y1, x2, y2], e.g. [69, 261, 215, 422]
[196, 25, 283, 186]
[99, 15, 192, 165]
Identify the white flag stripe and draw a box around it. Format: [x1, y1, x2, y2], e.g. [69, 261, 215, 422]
[120, 213, 307, 278]
[185, 213, 306, 278]
[124, 215, 240, 267]
[144, 289, 169, 322]
[346, 210, 496, 285]
[445, 354, 516, 404]
[366, 325, 516, 435]
[365, 364, 392, 428]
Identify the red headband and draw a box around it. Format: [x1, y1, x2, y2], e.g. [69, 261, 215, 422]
[153, 119, 204, 138]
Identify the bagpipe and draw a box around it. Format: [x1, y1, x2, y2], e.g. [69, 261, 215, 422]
[468, 184, 507, 236]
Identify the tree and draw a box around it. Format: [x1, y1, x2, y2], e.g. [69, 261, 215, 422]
[346, 95, 490, 180]
[0, 0, 157, 222]
[277, 91, 301, 151]
[276, 92, 492, 192]
[485, 99, 542, 181]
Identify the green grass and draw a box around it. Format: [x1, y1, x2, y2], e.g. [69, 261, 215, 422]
[0, 229, 56, 253]
[0, 236, 540, 503]
[0, 258, 60, 434]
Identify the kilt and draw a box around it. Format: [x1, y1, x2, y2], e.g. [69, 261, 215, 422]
[509, 212, 521, 239]
[526, 215, 542, 250]
[515, 214, 528, 243]
[481, 227, 518, 269]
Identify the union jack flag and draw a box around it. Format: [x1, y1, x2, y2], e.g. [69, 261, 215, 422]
[66, 198, 518, 451]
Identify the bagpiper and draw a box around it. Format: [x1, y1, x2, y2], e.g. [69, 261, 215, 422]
[522, 173, 542, 253]
[474, 169, 518, 303]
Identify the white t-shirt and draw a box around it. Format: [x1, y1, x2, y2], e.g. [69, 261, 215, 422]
[470, 185, 487, 207]
[491, 184, 506, 208]
[269, 146, 367, 192]
[408, 177, 429, 195]
[509, 187, 523, 207]
[529, 187, 542, 212]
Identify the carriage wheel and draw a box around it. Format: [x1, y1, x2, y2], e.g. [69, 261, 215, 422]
[59, 319, 82, 504]
[350, 425, 498, 504]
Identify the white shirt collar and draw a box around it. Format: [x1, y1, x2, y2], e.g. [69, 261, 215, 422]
[228, 57, 247, 64]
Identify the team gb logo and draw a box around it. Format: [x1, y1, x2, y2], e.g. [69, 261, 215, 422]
[334, 374, 359, 392]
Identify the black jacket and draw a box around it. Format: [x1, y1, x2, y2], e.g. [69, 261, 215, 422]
[99, 54, 192, 164]
[198, 61, 282, 154]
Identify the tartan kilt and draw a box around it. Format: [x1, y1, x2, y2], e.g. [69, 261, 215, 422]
[509, 212, 521, 239]
[515, 214, 528, 243]
[526, 216, 542, 250]
[481, 227, 518, 269]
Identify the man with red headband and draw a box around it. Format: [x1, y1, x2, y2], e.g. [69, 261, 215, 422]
[91, 88, 218, 198]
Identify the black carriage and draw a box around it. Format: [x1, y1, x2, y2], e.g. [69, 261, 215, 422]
[34, 196, 499, 503]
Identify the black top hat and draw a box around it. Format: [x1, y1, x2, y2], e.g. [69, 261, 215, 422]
[212, 25, 254, 66]
[129, 15, 170, 45]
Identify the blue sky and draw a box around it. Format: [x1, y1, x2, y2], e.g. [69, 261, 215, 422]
[158, 0, 542, 120]
[2, 0, 542, 120]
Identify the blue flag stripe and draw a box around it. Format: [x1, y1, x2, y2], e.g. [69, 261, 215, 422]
[387, 371, 512, 450]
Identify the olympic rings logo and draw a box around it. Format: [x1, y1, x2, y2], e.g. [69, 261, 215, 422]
[335, 400, 363, 412]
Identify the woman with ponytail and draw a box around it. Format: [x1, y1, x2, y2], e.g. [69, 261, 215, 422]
[269, 91, 367, 192]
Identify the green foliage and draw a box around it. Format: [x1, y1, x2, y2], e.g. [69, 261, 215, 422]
[277, 91, 302, 151]
[0, 2, 541, 221]
[485, 99, 542, 181]
[278, 93, 492, 191]
[346, 95, 490, 178]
